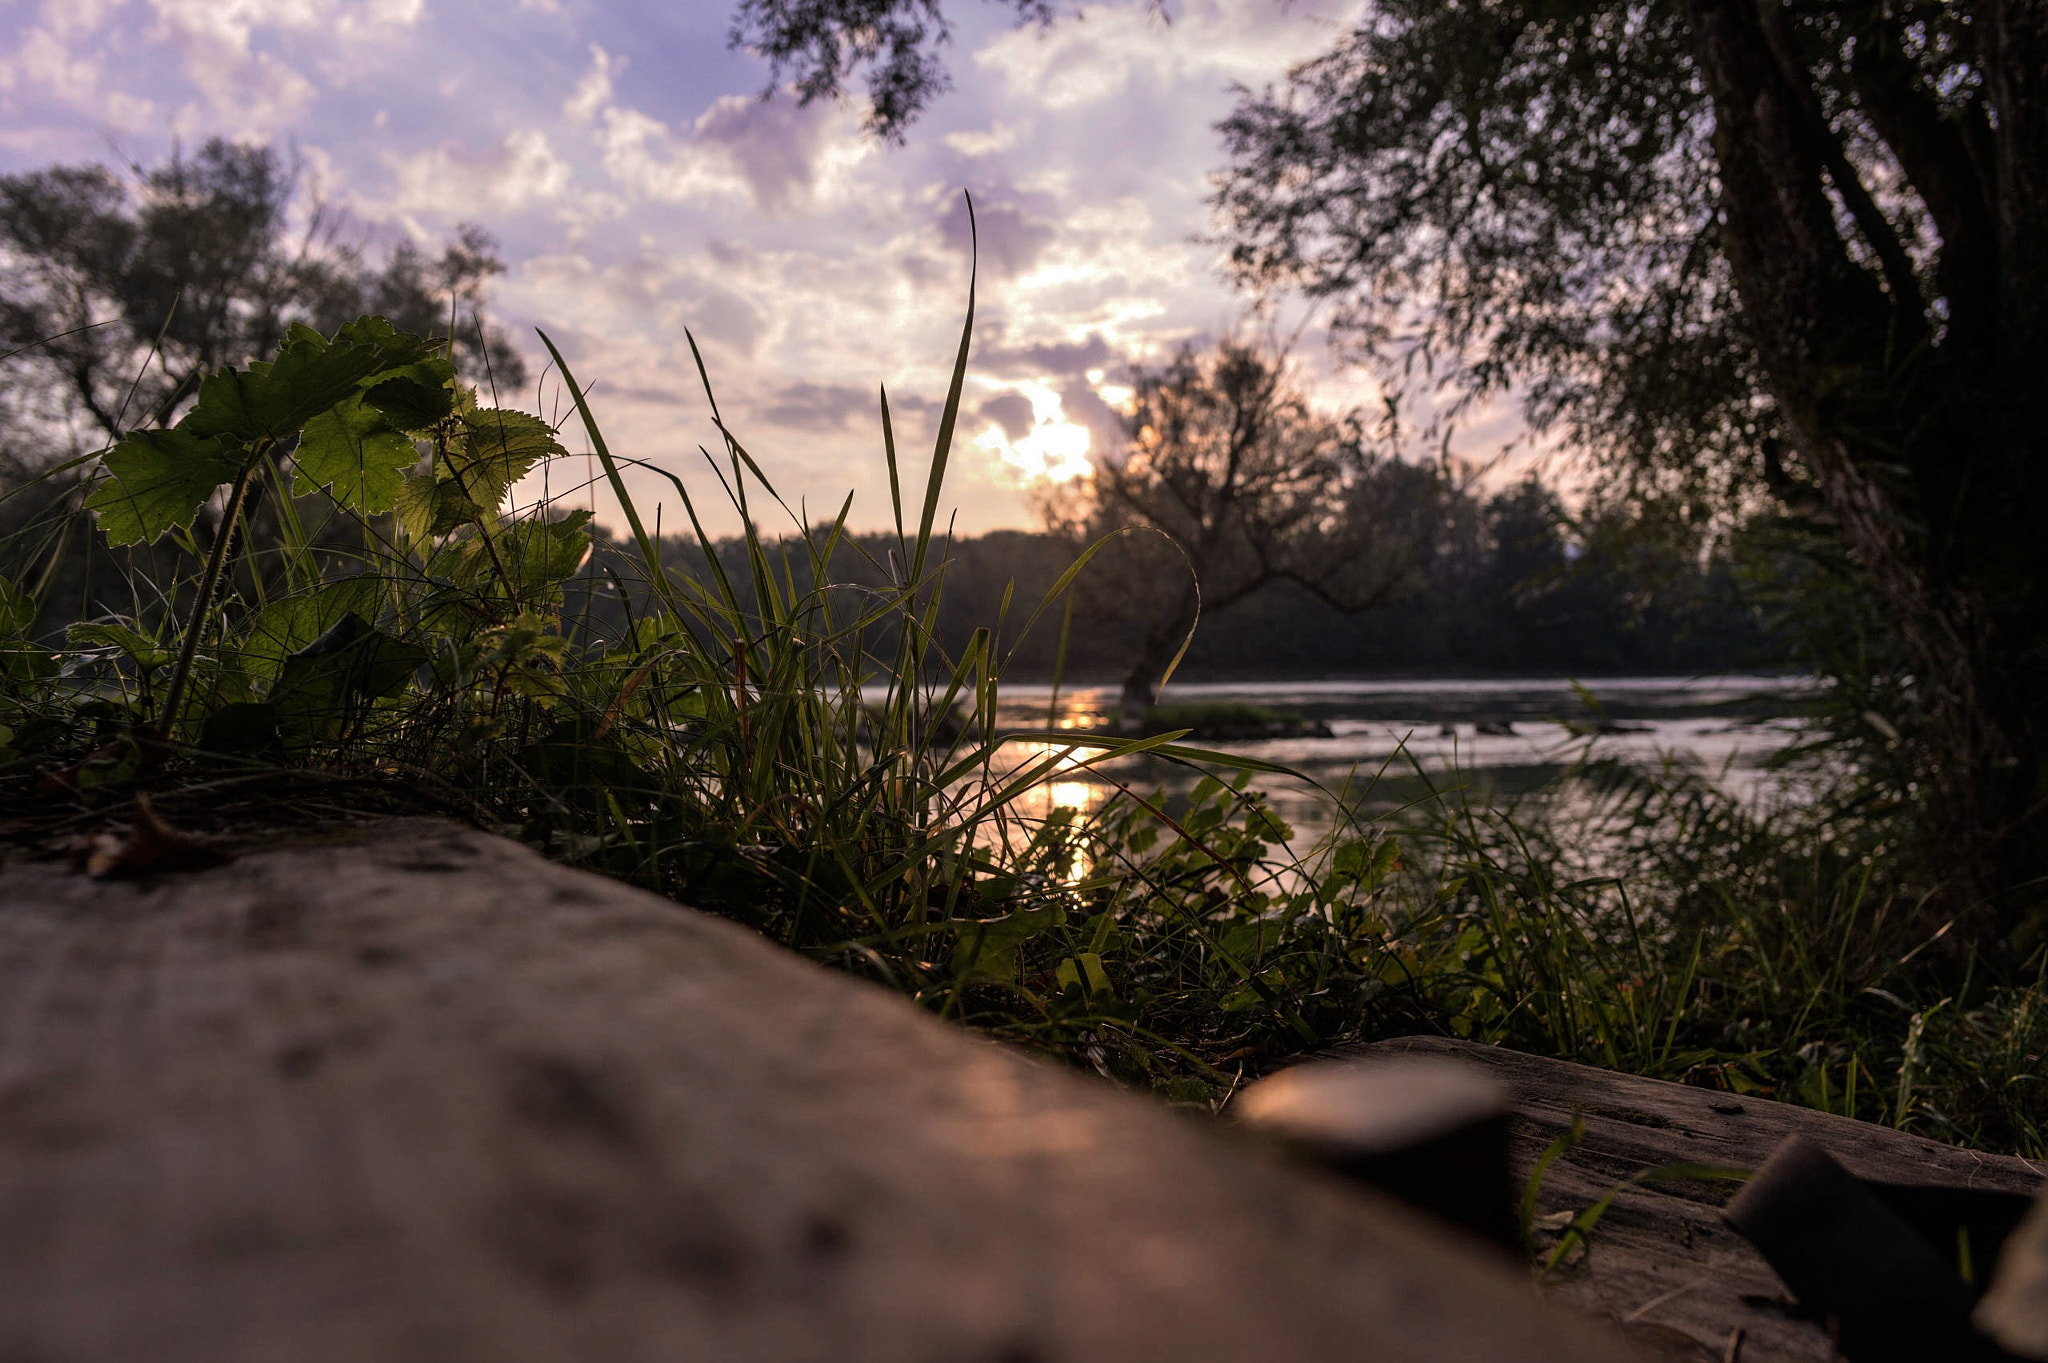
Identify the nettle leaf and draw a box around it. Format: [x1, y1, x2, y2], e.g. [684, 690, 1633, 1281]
[494, 511, 595, 599]
[363, 358, 458, 431]
[296, 394, 420, 515]
[332, 315, 427, 354]
[240, 575, 387, 683]
[85, 428, 245, 545]
[270, 611, 428, 742]
[455, 409, 565, 504]
[183, 323, 435, 446]
[397, 469, 486, 540]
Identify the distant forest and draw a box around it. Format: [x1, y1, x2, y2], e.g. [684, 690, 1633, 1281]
[574, 476, 1787, 681]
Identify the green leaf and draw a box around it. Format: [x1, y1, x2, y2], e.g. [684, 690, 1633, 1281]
[492, 511, 595, 599]
[182, 322, 434, 446]
[454, 409, 565, 505]
[0, 577, 34, 636]
[198, 701, 283, 758]
[296, 394, 419, 515]
[66, 621, 173, 670]
[363, 360, 457, 431]
[950, 900, 1066, 984]
[240, 576, 387, 683]
[85, 428, 243, 545]
[0, 644, 57, 683]
[396, 469, 485, 540]
[269, 612, 428, 742]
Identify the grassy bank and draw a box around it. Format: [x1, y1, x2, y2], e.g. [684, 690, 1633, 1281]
[2, 292, 2041, 1158]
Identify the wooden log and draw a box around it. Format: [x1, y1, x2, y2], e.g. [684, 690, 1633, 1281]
[1347, 1036, 2046, 1363]
[0, 819, 1644, 1363]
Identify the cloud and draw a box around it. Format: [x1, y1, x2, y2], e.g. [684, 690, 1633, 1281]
[977, 391, 1035, 442]
[381, 129, 571, 221]
[562, 44, 617, 123]
[938, 192, 1056, 279]
[586, 87, 856, 216]
[1, 0, 1406, 535]
[977, 330, 1118, 380]
[757, 381, 875, 433]
[943, 121, 1024, 158]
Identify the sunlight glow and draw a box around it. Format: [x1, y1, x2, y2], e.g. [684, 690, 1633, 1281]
[974, 378, 1095, 483]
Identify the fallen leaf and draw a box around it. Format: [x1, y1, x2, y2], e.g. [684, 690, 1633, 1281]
[85, 794, 230, 878]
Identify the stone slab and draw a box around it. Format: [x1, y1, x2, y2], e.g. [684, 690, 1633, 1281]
[0, 819, 1643, 1363]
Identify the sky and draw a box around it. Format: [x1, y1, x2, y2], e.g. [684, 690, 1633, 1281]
[0, 0, 1525, 537]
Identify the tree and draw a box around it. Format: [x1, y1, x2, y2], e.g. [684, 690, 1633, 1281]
[729, 0, 1065, 140]
[724, 0, 2048, 932]
[1209, 1, 2048, 934]
[0, 139, 525, 453]
[1048, 340, 1424, 723]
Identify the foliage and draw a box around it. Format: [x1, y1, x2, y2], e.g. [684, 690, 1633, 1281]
[1368, 752, 2047, 1157]
[1044, 339, 1432, 719]
[0, 140, 525, 454]
[0, 266, 1431, 1099]
[741, 0, 2048, 934]
[0, 275, 2034, 1160]
[728, 0, 1062, 140]
[1214, 0, 2048, 933]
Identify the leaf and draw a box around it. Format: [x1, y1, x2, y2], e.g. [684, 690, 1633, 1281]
[491, 511, 594, 600]
[85, 428, 243, 545]
[86, 793, 228, 879]
[182, 323, 435, 446]
[240, 576, 387, 683]
[950, 900, 1066, 984]
[269, 612, 428, 742]
[397, 470, 485, 539]
[295, 394, 419, 515]
[454, 409, 565, 506]
[0, 644, 57, 683]
[66, 621, 173, 670]
[362, 360, 457, 431]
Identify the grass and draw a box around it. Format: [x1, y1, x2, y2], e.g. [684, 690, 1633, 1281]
[1, 258, 2041, 1158]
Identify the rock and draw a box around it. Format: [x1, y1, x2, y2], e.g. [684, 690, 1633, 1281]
[0, 819, 1645, 1363]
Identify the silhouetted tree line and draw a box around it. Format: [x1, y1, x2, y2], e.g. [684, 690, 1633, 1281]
[569, 474, 1781, 682]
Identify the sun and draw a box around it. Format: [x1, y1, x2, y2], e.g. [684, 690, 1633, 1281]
[974, 379, 1095, 483]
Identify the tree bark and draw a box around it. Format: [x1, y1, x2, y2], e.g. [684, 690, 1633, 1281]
[1683, 0, 2048, 935]
[1118, 578, 1200, 727]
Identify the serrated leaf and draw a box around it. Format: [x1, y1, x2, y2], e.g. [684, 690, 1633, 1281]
[363, 359, 457, 431]
[454, 409, 565, 506]
[182, 323, 435, 445]
[240, 576, 387, 683]
[296, 394, 419, 515]
[85, 428, 244, 545]
[270, 612, 429, 743]
[494, 511, 595, 599]
[397, 470, 486, 540]
[333, 315, 427, 355]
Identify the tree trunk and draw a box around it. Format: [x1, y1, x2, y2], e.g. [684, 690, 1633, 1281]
[1683, 0, 2048, 938]
[1118, 580, 1201, 729]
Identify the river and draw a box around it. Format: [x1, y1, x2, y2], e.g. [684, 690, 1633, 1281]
[980, 675, 1816, 849]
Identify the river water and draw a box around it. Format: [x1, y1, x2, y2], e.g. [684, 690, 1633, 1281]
[980, 675, 1815, 848]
